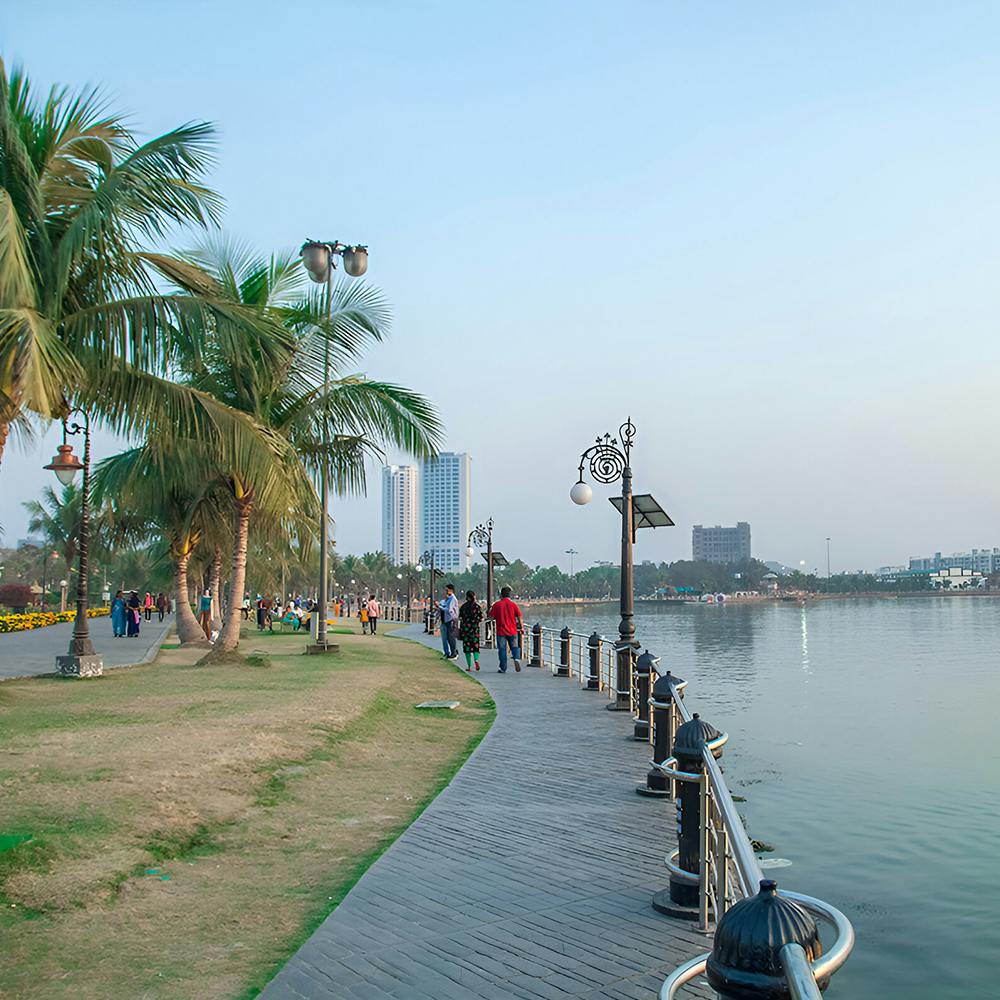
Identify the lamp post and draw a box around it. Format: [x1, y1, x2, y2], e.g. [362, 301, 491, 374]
[43, 413, 102, 677]
[826, 537, 832, 579]
[418, 550, 441, 632]
[466, 518, 495, 611]
[300, 238, 368, 654]
[571, 418, 672, 710]
[565, 547, 579, 598]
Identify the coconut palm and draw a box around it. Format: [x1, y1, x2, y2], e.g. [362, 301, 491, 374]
[141, 239, 442, 652]
[22, 483, 82, 569]
[0, 60, 295, 470]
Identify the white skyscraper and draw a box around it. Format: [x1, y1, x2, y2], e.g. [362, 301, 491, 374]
[420, 452, 472, 572]
[381, 465, 419, 566]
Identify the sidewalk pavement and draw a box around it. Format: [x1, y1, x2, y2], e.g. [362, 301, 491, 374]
[0, 613, 175, 680]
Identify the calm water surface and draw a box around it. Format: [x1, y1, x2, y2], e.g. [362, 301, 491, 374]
[530, 598, 1000, 1000]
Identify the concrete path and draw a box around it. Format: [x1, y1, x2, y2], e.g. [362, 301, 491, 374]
[260, 625, 711, 1000]
[0, 613, 174, 679]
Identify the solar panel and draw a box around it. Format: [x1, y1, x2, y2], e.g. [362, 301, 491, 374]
[485, 551, 510, 566]
[609, 494, 675, 530]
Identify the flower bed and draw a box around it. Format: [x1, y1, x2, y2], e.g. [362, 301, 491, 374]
[0, 607, 110, 634]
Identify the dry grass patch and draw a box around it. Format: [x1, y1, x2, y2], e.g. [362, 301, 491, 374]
[0, 623, 492, 999]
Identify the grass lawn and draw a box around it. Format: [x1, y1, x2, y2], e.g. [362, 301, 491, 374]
[0, 622, 493, 999]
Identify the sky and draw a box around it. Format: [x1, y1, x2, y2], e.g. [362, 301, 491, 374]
[2, 1, 999, 574]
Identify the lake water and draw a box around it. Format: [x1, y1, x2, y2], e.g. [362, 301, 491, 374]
[529, 598, 1000, 999]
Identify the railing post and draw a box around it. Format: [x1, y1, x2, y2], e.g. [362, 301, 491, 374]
[706, 880, 826, 999]
[637, 670, 683, 798]
[652, 713, 723, 921]
[557, 627, 571, 676]
[529, 623, 542, 668]
[608, 640, 634, 711]
[586, 632, 601, 690]
[632, 649, 658, 740]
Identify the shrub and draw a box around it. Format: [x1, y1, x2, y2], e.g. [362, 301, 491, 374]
[0, 583, 35, 612]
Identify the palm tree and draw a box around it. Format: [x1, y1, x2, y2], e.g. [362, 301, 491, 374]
[0, 60, 295, 469]
[142, 239, 443, 653]
[22, 483, 82, 568]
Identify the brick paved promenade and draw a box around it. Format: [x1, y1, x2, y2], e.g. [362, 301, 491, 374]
[260, 624, 711, 1000]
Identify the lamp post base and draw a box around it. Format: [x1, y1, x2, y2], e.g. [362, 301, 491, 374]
[652, 887, 700, 921]
[605, 701, 630, 712]
[305, 642, 340, 655]
[57, 654, 103, 678]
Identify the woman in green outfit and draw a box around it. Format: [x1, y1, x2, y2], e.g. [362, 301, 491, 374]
[458, 590, 483, 672]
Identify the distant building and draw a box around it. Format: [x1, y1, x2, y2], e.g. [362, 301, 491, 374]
[929, 567, 986, 589]
[420, 452, 472, 573]
[692, 522, 751, 564]
[909, 548, 1000, 574]
[381, 465, 419, 567]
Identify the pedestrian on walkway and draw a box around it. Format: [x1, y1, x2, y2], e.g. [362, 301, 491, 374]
[111, 590, 126, 638]
[438, 584, 459, 659]
[143, 591, 153, 621]
[358, 600, 369, 634]
[198, 588, 212, 640]
[367, 594, 380, 635]
[241, 593, 251, 620]
[155, 592, 167, 621]
[126, 591, 141, 637]
[458, 590, 482, 671]
[489, 586, 523, 673]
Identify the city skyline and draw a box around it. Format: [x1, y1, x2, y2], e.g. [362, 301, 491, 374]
[1, 2, 998, 575]
[380, 465, 419, 567]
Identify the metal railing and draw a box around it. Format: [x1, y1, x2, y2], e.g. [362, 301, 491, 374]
[652, 675, 854, 998]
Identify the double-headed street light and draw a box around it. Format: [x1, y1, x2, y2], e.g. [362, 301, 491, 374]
[300, 238, 368, 654]
[571, 417, 673, 710]
[417, 550, 443, 633]
[43, 412, 102, 678]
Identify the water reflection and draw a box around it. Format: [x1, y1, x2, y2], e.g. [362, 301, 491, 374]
[800, 605, 810, 674]
[689, 603, 757, 659]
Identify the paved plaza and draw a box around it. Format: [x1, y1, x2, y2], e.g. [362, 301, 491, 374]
[0, 613, 174, 679]
[260, 624, 711, 1000]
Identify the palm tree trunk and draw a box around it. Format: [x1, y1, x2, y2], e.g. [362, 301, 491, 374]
[0, 422, 8, 467]
[209, 547, 223, 632]
[175, 551, 207, 645]
[215, 502, 251, 653]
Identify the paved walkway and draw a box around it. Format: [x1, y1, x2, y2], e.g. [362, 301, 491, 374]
[0, 613, 174, 679]
[260, 625, 711, 1000]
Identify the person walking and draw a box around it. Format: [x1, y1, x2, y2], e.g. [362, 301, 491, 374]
[358, 599, 369, 634]
[155, 591, 166, 622]
[143, 591, 153, 621]
[458, 590, 483, 671]
[111, 590, 127, 638]
[438, 584, 459, 659]
[198, 588, 213, 640]
[126, 591, 141, 637]
[366, 594, 380, 635]
[489, 585, 523, 673]
[241, 593, 251, 620]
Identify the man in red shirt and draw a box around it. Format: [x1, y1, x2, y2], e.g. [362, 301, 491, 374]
[488, 586, 523, 673]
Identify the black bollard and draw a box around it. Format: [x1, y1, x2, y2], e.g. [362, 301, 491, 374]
[530, 623, 542, 667]
[632, 649, 659, 740]
[706, 879, 826, 998]
[637, 670, 684, 798]
[557, 626, 571, 676]
[652, 712, 724, 919]
[607, 641, 635, 711]
[586, 632, 601, 690]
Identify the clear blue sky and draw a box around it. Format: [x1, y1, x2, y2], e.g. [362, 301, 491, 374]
[3, 1, 998, 573]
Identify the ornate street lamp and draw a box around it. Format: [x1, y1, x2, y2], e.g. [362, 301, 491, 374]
[466, 518, 496, 611]
[418, 550, 444, 632]
[571, 418, 673, 709]
[43, 412, 102, 677]
[299, 238, 368, 654]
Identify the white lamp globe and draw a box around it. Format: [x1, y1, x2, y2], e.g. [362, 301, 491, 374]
[416, 564, 423, 572]
[570, 481, 593, 505]
[465, 545, 474, 558]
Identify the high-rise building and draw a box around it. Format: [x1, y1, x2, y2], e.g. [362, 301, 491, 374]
[692, 522, 752, 564]
[420, 452, 472, 572]
[381, 465, 419, 566]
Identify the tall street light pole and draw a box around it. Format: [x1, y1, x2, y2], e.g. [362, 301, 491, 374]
[571, 418, 672, 711]
[300, 239, 368, 654]
[826, 537, 832, 579]
[43, 412, 102, 677]
[418, 550, 437, 632]
[466, 518, 495, 611]
[565, 548, 578, 598]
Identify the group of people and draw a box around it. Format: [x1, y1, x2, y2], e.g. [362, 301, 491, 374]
[437, 584, 523, 673]
[110, 590, 170, 638]
[358, 595, 381, 634]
